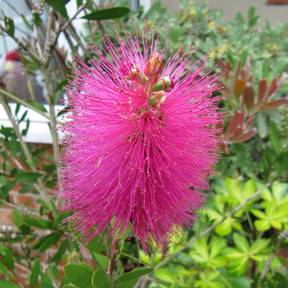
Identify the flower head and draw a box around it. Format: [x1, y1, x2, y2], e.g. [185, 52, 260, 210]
[60, 33, 221, 249]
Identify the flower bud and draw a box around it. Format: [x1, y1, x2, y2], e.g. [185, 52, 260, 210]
[127, 64, 148, 85]
[152, 76, 175, 92]
[144, 53, 163, 77]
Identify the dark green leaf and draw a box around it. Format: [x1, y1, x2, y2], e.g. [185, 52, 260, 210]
[24, 217, 54, 229]
[92, 268, 110, 288]
[64, 264, 93, 288]
[0, 247, 14, 270]
[45, 0, 70, 18]
[52, 239, 68, 264]
[36, 232, 61, 252]
[4, 16, 14, 37]
[27, 100, 47, 113]
[83, 7, 130, 20]
[15, 171, 41, 182]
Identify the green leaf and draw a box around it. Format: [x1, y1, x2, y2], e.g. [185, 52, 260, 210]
[0, 247, 14, 270]
[36, 232, 61, 252]
[52, 239, 68, 264]
[0, 280, 19, 288]
[250, 239, 270, 255]
[93, 253, 109, 270]
[247, 6, 259, 29]
[83, 7, 130, 20]
[92, 268, 110, 288]
[233, 234, 249, 252]
[15, 171, 42, 182]
[30, 259, 41, 287]
[4, 16, 14, 37]
[154, 267, 177, 284]
[40, 273, 53, 288]
[64, 264, 93, 288]
[27, 100, 47, 113]
[115, 268, 153, 288]
[24, 217, 54, 229]
[45, 0, 69, 18]
[215, 218, 233, 236]
[12, 209, 24, 227]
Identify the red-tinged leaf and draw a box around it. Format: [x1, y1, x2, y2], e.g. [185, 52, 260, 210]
[260, 98, 288, 111]
[246, 115, 254, 128]
[268, 79, 278, 96]
[258, 79, 267, 103]
[225, 111, 244, 138]
[243, 85, 255, 110]
[234, 79, 246, 98]
[234, 129, 257, 143]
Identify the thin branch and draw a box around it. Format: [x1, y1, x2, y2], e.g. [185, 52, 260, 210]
[0, 88, 63, 123]
[0, 24, 41, 63]
[0, 96, 35, 169]
[0, 95, 54, 211]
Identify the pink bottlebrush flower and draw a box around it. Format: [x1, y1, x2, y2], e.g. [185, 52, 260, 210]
[60, 33, 221, 249]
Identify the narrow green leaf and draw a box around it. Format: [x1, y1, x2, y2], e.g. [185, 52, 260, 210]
[30, 259, 41, 287]
[83, 7, 130, 20]
[4, 16, 14, 37]
[45, 0, 69, 18]
[36, 232, 61, 252]
[52, 239, 68, 264]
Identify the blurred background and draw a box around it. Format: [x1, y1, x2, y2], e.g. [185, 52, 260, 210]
[0, 1, 288, 287]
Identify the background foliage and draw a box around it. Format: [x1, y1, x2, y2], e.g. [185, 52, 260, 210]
[0, 0, 288, 287]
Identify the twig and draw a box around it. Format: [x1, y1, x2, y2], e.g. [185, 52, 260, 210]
[257, 240, 280, 287]
[0, 95, 54, 210]
[156, 183, 270, 268]
[108, 239, 119, 287]
[0, 24, 41, 63]
[0, 96, 35, 169]
[0, 88, 63, 123]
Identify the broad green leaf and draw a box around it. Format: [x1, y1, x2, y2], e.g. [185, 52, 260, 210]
[93, 253, 109, 270]
[92, 268, 110, 288]
[83, 7, 130, 20]
[215, 218, 233, 236]
[255, 219, 270, 231]
[64, 264, 93, 288]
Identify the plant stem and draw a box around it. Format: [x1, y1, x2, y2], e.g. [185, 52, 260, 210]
[108, 239, 119, 287]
